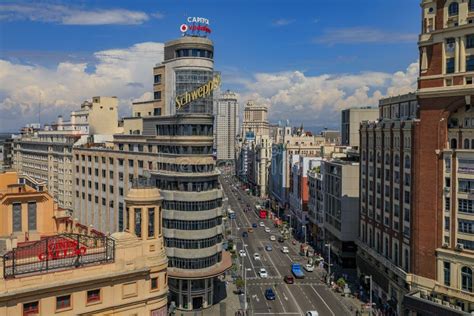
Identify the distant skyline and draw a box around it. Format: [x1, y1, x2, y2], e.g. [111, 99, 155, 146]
[0, 0, 420, 132]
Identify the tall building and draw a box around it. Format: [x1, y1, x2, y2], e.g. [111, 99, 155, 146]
[341, 107, 379, 148]
[13, 97, 120, 209]
[74, 34, 231, 311]
[215, 90, 239, 162]
[401, 1, 474, 314]
[0, 134, 14, 172]
[0, 172, 168, 315]
[358, 93, 418, 315]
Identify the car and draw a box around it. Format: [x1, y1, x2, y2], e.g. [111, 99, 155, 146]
[265, 244, 273, 251]
[259, 268, 268, 278]
[305, 312, 319, 316]
[242, 232, 248, 238]
[269, 235, 276, 241]
[259, 222, 265, 227]
[264, 227, 271, 233]
[253, 253, 261, 260]
[264, 288, 276, 300]
[281, 246, 289, 253]
[247, 228, 254, 233]
[239, 250, 246, 257]
[304, 264, 314, 272]
[278, 236, 284, 243]
[284, 275, 294, 284]
[252, 223, 257, 228]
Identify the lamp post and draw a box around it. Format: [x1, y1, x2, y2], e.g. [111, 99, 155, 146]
[365, 275, 373, 315]
[325, 243, 331, 285]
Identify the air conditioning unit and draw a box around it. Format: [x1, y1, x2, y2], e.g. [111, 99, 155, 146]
[455, 243, 464, 251]
[442, 243, 449, 248]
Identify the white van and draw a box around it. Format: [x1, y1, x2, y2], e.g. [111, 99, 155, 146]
[281, 246, 289, 253]
[305, 311, 319, 316]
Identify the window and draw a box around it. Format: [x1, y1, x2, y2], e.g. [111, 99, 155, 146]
[27, 202, 36, 230]
[56, 295, 71, 310]
[154, 74, 162, 84]
[446, 58, 455, 74]
[467, 56, 474, 72]
[451, 138, 458, 149]
[12, 203, 22, 232]
[87, 289, 101, 304]
[445, 216, 450, 230]
[129, 159, 134, 167]
[151, 277, 158, 290]
[148, 207, 155, 238]
[135, 208, 142, 237]
[23, 301, 39, 316]
[461, 267, 472, 292]
[404, 155, 411, 168]
[394, 154, 400, 167]
[448, 2, 459, 16]
[444, 262, 451, 286]
[467, 35, 474, 49]
[154, 91, 162, 100]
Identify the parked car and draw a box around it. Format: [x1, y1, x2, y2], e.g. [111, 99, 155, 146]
[265, 244, 273, 251]
[265, 288, 276, 300]
[284, 275, 294, 284]
[239, 250, 247, 257]
[253, 253, 261, 260]
[259, 268, 268, 278]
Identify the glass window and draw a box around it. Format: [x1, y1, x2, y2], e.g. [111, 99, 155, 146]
[12, 203, 21, 232]
[448, 2, 459, 16]
[56, 295, 71, 310]
[151, 277, 158, 290]
[469, 0, 474, 11]
[135, 208, 142, 237]
[119, 203, 124, 231]
[154, 74, 162, 84]
[148, 208, 155, 238]
[444, 262, 451, 286]
[23, 301, 39, 316]
[27, 202, 36, 230]
[467, 55, 474, 72]
[86, 289, 101, 303]
[461, 266, 472, 292]
[154, 91, 162, 100]
[446, 58, 455, 74]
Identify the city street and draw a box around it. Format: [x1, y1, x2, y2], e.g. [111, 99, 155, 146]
[220, 173, 353, 316]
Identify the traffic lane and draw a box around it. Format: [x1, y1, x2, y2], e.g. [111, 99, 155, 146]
[248, 284, 296, 315]
[289, 284, 338, 316]
[310, 284, 350, 316]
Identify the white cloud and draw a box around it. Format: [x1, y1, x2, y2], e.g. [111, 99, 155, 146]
[314, 27, 418, 45]
[238, 62, 419, 129]
[0, 3, 154, 25]
[272, 18, 294, 26]
[0, 42, 164, 131]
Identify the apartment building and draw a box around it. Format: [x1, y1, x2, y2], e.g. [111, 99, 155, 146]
[0, 171, 168, 315]
[12, 97, 120, 209]
[307, 168, 325, 250]
[0, 135, 14, 172]
[341, 107, 379, 148]
[358, 93, 418, 315]
[215, 90, 239, 162]
[401, 1, 474, 314]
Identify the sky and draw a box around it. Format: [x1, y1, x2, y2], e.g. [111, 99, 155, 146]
[0, 0, 420, 133]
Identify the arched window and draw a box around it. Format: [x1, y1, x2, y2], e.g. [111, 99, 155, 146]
[448, 2, 459, 16]
[451, 138, 458, 149]
[404, 155, 411, 168]
[465, 139, 470, 149]
[394, 154, 400, 167]
[461, 266, 473, 292]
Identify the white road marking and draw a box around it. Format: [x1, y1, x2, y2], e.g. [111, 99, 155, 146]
[285, 284, 303, 315]
[309, 285, 336, 316]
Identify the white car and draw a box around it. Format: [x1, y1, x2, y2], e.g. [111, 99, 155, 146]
[264, 227, 271, 233]
[304, 264, 314, 272]
[259, 222, 265, 227]
[253, 253, 261, 260]
[281, 246, 289, 253]
[239, 250, 247, 257]
[270, 235, 276, 241]
[305, 312, 319, 316]
[259, 268, 268, 278]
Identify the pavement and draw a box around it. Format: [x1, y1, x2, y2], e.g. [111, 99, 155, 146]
[218, 172, 369, 316]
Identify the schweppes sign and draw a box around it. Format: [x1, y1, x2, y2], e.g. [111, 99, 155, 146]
[175, 74, 221, 110]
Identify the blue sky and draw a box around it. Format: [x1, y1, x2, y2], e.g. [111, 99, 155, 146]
[0, 0, 420, 132]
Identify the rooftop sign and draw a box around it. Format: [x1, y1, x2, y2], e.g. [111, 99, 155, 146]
[180, 16, 211, 37]
[175, 73, 221, 110]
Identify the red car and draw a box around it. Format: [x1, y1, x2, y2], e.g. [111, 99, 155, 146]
[284, 275, 294, 284]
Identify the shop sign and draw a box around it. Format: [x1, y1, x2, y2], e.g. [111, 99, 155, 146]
[175, 73, 221, 109]
[180, 16, 211, 36]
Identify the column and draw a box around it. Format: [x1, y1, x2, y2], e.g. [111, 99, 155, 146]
[455, 37, 460, 73]
[460, 36, 466, 73]
[421, 47, 428, 72]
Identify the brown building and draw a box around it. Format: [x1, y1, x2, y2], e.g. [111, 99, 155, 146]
[0, 172, 168, 315]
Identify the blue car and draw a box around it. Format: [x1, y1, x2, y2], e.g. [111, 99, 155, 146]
[265, 288, 276, 300]
[252, 223, 257, 228]
[265, 244, 273, 251]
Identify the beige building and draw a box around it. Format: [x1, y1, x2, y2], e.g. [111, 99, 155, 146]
[12, 97, 120, 209]
[215, 90, 239, 161]
[341, 107, 379, 148]
[0, 172, 168, 316]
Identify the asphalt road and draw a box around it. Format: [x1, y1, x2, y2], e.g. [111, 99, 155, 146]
[220, 172, 351, 316]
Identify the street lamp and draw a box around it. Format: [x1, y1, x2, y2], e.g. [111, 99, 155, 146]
[365, 275, 373, 315]
[325, 243, 331, 285]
